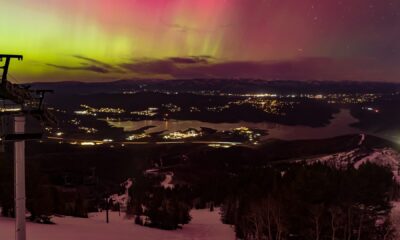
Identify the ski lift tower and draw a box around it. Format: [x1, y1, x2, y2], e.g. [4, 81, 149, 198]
[0, 54, 55, 240]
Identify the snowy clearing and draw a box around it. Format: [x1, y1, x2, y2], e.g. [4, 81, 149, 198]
[0, 209, 234, 240]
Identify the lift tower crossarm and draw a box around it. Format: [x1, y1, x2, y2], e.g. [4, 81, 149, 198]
[0, 54, 23, 86]
[35, 89, 54, 110]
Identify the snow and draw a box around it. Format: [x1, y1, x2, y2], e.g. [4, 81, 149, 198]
[145, 168, 159, 173]
[161, 172, 174, 189]
[358, 133, 365, 146]
[144, 169, 174, 189]
[309, 147, 400, 182]
[124, 179, 133, 189]
[354, 148, 400, 172]
[308, 147, 400, 236]
[308, 149, 362, 169]
[391, 202, 400, 239]
[0, 209, 235, 240]
[109, 193, 129, 208]
[110, 178, 133, 210]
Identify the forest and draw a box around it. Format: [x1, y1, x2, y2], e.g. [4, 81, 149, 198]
[0, 136, 398, 239]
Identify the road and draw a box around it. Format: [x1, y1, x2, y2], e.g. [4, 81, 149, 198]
[45, 136, 243, 146]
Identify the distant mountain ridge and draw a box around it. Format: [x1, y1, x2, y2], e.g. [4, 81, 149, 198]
[30, 79, 400, 95]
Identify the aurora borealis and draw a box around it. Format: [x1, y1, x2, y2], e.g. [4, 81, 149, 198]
[1, 0, 399, 82]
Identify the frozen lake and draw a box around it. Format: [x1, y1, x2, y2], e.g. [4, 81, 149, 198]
[106, 109, 361, 141]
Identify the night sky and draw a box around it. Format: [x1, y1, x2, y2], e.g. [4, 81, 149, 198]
[1, 0, 399, 82]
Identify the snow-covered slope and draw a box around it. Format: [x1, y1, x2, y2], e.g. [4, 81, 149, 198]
[307, 134, 400, 181]
[0, 209, 234, 240]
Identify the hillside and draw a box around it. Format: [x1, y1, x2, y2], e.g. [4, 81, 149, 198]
[309, 144, 400, 183]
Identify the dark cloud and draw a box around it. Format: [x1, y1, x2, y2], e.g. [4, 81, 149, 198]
[73, 55, 115, 69]
[119, 56, 213, 76]
[120, 56, 211, 74]
[120, 57, 393, 81]
[47, 55, 396, 82]
[120, 59, 176, 75]
[168, 56, 212, 64]
[182, 58, 390, 81]
[73, 55, 125, 73]
[46, 63, 109, 74]
[47, 55, 127, 74]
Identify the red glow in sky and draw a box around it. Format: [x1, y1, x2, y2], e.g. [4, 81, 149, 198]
[1, 0, 399, 82]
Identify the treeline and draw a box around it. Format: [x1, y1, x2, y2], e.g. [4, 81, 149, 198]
[221, 163, 396, 240]
[128, 174, 192, 230]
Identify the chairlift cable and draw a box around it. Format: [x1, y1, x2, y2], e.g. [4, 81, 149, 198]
[9, 73, 20, 83]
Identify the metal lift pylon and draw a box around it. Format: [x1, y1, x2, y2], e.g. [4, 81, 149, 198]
[0, 54, 56, 240]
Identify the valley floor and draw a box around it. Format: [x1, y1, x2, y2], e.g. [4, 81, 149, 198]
[0, 209, 235, 240]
